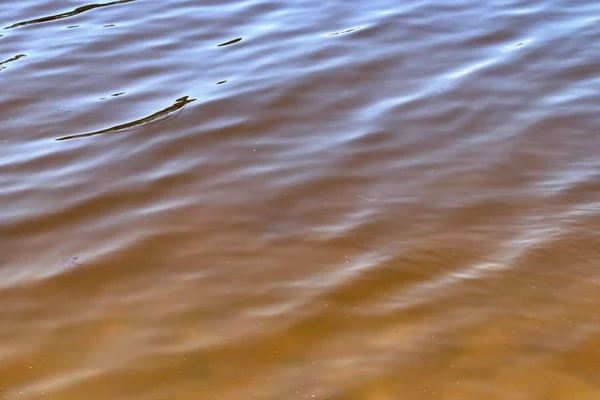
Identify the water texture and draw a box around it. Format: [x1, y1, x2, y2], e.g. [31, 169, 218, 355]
[1, 0, 600, 398]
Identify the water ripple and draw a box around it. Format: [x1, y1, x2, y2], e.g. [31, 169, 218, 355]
[2, 0, 600, 397]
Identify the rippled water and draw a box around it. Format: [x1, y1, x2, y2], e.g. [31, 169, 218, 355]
[2, 0, 600, 398]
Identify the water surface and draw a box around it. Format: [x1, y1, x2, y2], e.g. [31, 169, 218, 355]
[1, 0, 600, 398]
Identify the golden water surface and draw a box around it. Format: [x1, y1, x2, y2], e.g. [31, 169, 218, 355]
[1, 0, 600, 398]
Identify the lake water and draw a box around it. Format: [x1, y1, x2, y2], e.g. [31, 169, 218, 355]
[1, 0, 600, 398]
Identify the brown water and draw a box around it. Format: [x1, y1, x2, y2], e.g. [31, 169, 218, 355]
[1, 0, 600, 398]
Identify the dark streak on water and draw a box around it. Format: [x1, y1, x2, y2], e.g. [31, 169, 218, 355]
[5, 0, 136, 30]
[0, 53, 25, 69]
[56, 96, 196, 141]
[327, 26, 363, 36]
[217, 37, 243, 47]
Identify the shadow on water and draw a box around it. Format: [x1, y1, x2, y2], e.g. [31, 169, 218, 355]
[5, 0, 137, 30]
[56, 96, 196, 141]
